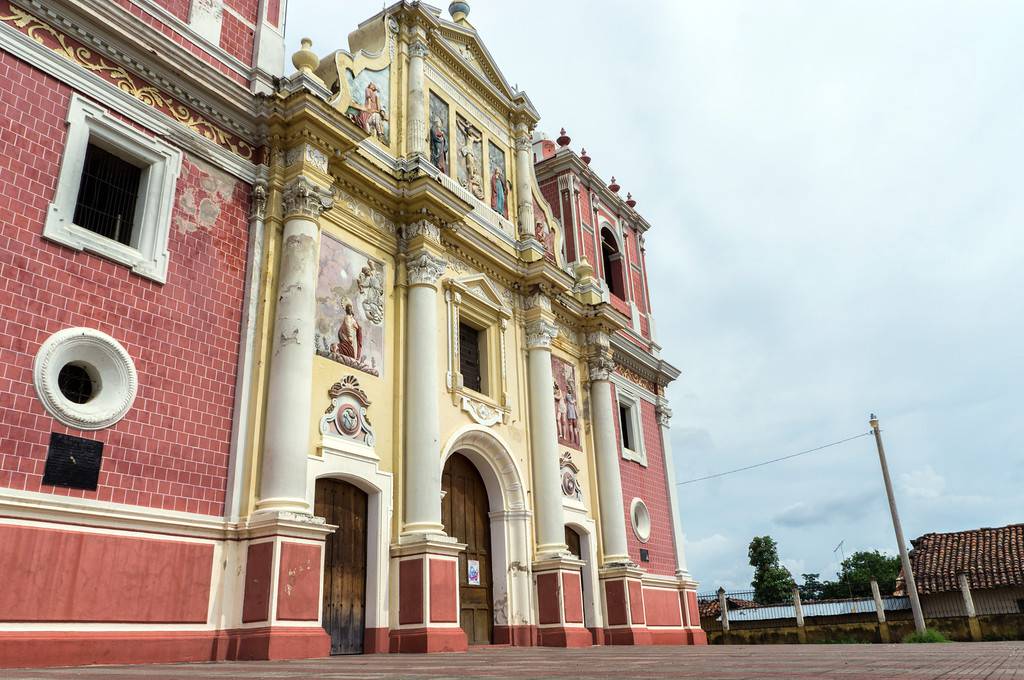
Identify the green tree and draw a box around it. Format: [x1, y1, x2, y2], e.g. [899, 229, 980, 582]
[748, 536, 794, 604]
[835, 550, 901, 597]
[799, 573, 826, 601]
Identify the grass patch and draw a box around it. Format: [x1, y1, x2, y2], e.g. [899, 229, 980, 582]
[903, 629, 950, 643]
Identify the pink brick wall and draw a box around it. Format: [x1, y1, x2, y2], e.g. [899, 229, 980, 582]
[0, 57, 249, 516]
[152, 0, 191, 21]
[219, 11, 255, 66]
[611, 385, 678, 576]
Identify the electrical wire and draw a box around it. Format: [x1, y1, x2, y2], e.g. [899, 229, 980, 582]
[676, 431, 874, 485]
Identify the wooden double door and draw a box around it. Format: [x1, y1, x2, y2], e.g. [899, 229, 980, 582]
[442, 453, 493, 645]
[315, 479, 368, 655]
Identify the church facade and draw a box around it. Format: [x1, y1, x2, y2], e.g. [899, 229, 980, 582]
[0, 0, 704, 667]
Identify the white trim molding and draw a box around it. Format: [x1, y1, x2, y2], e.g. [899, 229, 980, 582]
[33, 327, 138, 430]
[45, 94, 182, 283]
[630, 497, 651, 543]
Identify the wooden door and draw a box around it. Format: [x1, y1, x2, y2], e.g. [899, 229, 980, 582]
[315, 479, 368, 655]
[442, 453, 492, 645]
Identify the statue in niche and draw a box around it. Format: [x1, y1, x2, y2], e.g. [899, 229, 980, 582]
[349, 79, 389, 143]
[430, 117, 448, 174]
[488, 141, 509, 218]
[456, 116, 485, 200]
[552, 355, 581, 448]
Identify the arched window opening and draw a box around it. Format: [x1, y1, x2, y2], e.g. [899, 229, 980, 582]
[600, 227, 626, 300]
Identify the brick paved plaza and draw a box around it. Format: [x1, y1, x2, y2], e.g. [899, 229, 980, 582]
[6, 643, 1024, 680]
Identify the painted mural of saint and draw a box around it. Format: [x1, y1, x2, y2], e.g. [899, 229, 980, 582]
[333, 302, 363, 361]
[430, 116, 448, 174]
[491, 167, 506, 217]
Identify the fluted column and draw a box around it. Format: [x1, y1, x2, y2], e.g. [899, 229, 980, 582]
[406, 32, 428, 158]
[525, 312, 567, 559]
[257, 176, 333, 514]
[656, 398, 690, 576]
[588, 349, 630, 565]
[401, 223, 447, 536]
[513, 121, 534, 239]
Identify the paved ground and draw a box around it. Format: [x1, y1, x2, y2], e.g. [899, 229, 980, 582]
[7, 642, 1024, 680]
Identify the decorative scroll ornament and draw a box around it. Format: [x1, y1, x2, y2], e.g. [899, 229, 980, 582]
[402, 219, 442, 244]
[249, 181, 267, 222]
[0, 4, 255, 160]
[560, 451, 583, 501]
[587, 355, 615, 381]
[656, 399, 673, 428]
[525, 319, 558, 349]
[320, 375, 375, 447]
[461, 395, 503, 427]
[282, 176, 334, 219]
[406, 250, 446, 286]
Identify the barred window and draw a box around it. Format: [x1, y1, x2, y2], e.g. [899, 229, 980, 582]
[73, 143, 142, 247]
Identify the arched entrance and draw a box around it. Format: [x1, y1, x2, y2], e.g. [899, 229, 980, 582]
[315, 478, 368, 655]
[442, 452, 493, 645]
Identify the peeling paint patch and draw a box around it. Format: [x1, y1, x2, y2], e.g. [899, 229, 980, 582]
[174, 155, 237, 234]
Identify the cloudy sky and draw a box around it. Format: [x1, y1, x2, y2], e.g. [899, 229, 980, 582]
[287, 1, 1024, 592]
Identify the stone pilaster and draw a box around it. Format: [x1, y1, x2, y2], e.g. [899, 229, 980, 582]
[406, 30, 428, 158]
[256, 174, 333, 515]
[514, 122, 535, 239]
[656, 397, 691, 579]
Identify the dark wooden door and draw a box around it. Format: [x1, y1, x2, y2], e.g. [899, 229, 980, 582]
[442, 453, 492, 645]
[315, 479, 368, 655]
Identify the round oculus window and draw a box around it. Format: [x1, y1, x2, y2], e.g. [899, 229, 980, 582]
[630, 497, 652, 543]
[33, 327, 138, 430]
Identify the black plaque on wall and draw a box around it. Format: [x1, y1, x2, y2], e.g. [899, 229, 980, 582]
[42, 432, 103, 490]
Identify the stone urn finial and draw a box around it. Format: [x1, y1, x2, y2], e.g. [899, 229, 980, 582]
[626, 192, 636, 208]
[609, 176, 620, 193]
[292, 38, 319, 75]
[557, 128, 571, 147]
[581, 148, 591, 165]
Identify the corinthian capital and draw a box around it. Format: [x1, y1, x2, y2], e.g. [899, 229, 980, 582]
[655, 398, 673, 427]
[406, 250, 446, 287]
[525, 319, 558, 350]
[408, 38, 429, 59]
[587, 355, 615, 382]
[282, 175, 334, 219]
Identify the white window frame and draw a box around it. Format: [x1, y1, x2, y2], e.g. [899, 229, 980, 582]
[44, 94, 182, 284]
[615, 387, 647, 467]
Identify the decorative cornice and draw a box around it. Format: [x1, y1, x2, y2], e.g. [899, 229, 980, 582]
[406, 250, 447, 287]
[525, 319, 558, 350]
[282, 175, 334, 219]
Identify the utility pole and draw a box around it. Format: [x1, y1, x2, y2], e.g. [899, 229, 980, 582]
[870, 414, 926, 634]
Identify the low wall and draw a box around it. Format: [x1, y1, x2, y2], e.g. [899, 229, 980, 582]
[705, 613, 1024, 644]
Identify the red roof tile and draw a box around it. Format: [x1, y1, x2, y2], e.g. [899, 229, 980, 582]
[897, 523, 1024, 595]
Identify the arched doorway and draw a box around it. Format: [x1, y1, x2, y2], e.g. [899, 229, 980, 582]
[600, 227, 625, 299]
[442, 452, 493, 645]
[315, 479, 368, 655]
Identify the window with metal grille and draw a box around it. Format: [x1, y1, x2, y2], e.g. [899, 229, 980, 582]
[459, 322, 483, 393]
[72, 143, 141, 246]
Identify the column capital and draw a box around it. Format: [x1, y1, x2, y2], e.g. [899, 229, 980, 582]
[408, 37, 429, 59]
[655, 397, 673, 427]
[406, 249, 446, 287]
[587, 354, 615, 382]
[282, 175, 334, 219]
[525, 319, 558, 349]
[249, 180, 268, 222]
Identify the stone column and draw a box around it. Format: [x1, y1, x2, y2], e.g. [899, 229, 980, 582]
[513, 122, 535, 239]
[792, 585, 807, 643]
[656, 398, 690, 577]
[870, 579, 891, 643]
[524, 310, 567, 559]
[406, 31, 428, 158]
[401, 223, 447, 536]
[718, 587, 730, 634]
[257, 175, 333, 514]
[587, 344, 629, 565]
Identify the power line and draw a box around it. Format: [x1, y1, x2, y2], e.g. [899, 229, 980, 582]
[677, 431, 873, 485]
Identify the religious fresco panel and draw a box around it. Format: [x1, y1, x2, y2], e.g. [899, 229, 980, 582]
[345, 66, 390, 145]
[552, 355, 581, 449]
[315, 234, 385, 377]
[456, 114, 485, 200]
[488, 141, 509, 218]
[428, 92, 450, 175]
